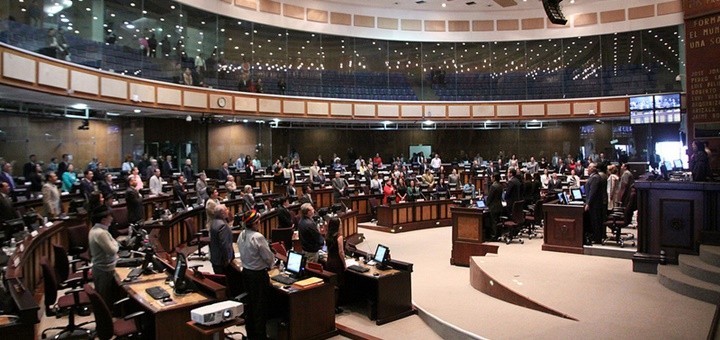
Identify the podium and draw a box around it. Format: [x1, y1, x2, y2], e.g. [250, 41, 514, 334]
[450, 206, 498, 267]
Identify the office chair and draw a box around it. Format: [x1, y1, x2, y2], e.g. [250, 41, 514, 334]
[52, 244, 92, 285]
[602, 196, 636, 248]
[368, 197, 379, 222]
[84, 284, 145, 340]
[66, 224, 91, 262]
[185, 217, 209, 261]
[521, 200, 544, 239]
[271, 227, 294, 251]
[40, 257, 94, 339]
[110, 206, 130, 240]
[497, 200, 526, 245]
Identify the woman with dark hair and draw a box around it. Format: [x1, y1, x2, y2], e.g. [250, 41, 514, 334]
[324, 217, 346, 312]
[689, 140, 711, 181]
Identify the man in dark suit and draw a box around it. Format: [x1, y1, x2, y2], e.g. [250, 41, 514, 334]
[584, 163, 606, 244]
[275, 197, 293, 229]
[58, 154, 69, 178]
[218, 162, 230, 181]
[97, 173, 115, 203]
[504, 168, 522, 208]
[173, 175, 188, 206]
[80, 170, 95, 199]
[486, 173, 503, 240]
[162, 155, 174, 178]
[125, 177, 144, 223]
[0, 181, 16, 221]
[23, 154, 37, 179]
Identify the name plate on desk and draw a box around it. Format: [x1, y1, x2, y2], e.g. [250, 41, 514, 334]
[30, 231, 38, 238]
[18, 244, 24, 253]
[416, 199, 425, 202]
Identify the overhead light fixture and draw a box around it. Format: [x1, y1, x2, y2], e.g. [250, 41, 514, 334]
[71, 103, 87, 109]
[185, 115, 192, 122]
[133, 109, 141, 113]
[381, 120, 393, 125]
[242, 119, 249, 123]
[106, 112, 120, 116]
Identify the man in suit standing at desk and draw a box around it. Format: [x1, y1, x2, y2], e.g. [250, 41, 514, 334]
[88, 205, 119, 306]
[331, 171, 349, 203]
[486, 173, 503, 241]
[126, 177, 144, 224]
[209, 204, 233, 274]
[238, 210, 274, 340]
[584, 163, 605, 244]
[298, 203, 324, 263]
[505, 168, 522, 208]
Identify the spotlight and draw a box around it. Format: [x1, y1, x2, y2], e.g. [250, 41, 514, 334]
[185, 115, 192, 122]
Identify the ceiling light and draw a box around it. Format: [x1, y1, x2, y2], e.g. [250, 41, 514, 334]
[185, 115, 192, 122]
[423, 120, 434, 125]
[133, 109, 141, 113]
[71, 103, 87, 109]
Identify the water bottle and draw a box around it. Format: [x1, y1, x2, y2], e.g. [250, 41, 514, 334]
[278, 260, 285, 273]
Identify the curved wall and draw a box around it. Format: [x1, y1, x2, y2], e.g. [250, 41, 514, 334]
[180, 0, 684, 41]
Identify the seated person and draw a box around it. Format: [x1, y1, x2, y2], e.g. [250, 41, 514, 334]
[435, 174, 450, 199]
[462, 182, 476, 198]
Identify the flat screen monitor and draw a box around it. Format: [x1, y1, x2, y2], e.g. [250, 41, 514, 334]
[571, 189, 583, 201]
[557, 192, 568, 205]
[173, 252, 189, 294]
[476, 200, 487, 209]
[630, 95, 654, 111]
[285, 251, 304, 278]
[673, 159, 684, 170]
[373, 244, 389, 265]
[654, 93, 680, 109]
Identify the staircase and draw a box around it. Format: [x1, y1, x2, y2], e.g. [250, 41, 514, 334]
[658, 245, 720, 304]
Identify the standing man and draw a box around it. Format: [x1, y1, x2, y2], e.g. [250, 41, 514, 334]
[615, 163, 634, 208]
[584, 163, 604, 244]
[297, 203, 324, 263]
[218, 162, 230, 181]
[149, 168, 163, 195]
[80, 170, 95, 199]
[209, 204, 233, 274]
[238, 210, 274, 340]
[486, 173, 504, 241]
[331, 171, 349, 203]
[126, 177, 144, 224]
[88, 205, 119, 306]
[182, 159, 194, 182]
[162, 155, 174, 178]
[23, 154, 37, 179]
[505, 168, 522, 207]
[0, 181, 15, 221]
[42, 172, 62, 218]
[173, 174, 188, 206]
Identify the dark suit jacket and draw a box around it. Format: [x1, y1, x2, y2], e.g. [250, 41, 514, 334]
[486, 182, 504, 214]
[80, 178, 94, 198]
[219, 168, 230, 180]
[125, 188, 144, 223]
[277, 206, 293, 229]
[162, 161, 173, 178]
[209, 218, 233, 267]
[98, 180, 114, 200]
[505, 176, 522, 204]
[0, 192, 15, 221]
[23, 162, 35, 179]
[173, 182, 187, 205]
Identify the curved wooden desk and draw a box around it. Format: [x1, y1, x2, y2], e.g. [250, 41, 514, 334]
[374, 199, 453, 233]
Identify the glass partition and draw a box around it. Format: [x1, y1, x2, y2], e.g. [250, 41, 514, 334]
[0, 0, 682, 101]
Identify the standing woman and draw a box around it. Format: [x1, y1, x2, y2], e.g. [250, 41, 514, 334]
[382, 181, 394, 206]
[606, 165, 620, 209]
[61, 164, 77, 192]
[324, 217, 346, 311]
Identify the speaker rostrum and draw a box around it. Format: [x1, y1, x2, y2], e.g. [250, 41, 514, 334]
[543, 0, 567, 25]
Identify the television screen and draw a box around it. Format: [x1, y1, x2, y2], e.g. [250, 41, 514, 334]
[630, 110, 655, 124]
[630, 95, 654, 111]
[654, 93, 680, 109]
[655, 108, 681, 123]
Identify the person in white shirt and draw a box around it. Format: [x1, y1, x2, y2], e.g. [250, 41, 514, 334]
[567, 169, 581, 189]
[149, 168, 163, 195]
[430, 154, 442, 171]
[526, 156, 538, 175]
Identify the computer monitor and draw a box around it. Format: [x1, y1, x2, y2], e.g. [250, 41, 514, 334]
[373, 244, 390, 269]
[173, 252, 191, 294]
[571, 189, 583, 201]
[673, 159, 683, 170]
[476, 200, 487, 209]
[285, 251, 305, 278]
[22, 211, 40, 231]
[557, 192, 568, 205]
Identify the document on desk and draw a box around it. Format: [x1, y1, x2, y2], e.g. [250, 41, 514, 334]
[292, 277, 323, 289]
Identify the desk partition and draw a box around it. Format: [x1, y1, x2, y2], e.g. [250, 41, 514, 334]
[375, 199, 453, 233]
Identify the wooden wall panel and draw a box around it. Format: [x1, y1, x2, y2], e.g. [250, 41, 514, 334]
[522, 103, 545, 117]
[158, 88, 182, 106]
[657, 0, 682, 15]
[235, 97, 257, 112]
[448, 21, 470, 32]
[473, 20, 494, 31]
[330, 12, 352, 25]
[234, 0, 256, 10]
[473, 105, 494, 117]
[448, 105, 470, 118]
[497, 19, 519, 31]
[71, 71, 99, 95]
[207, 124, 257, 167]
[425, 20, 446, 32]
[130, 83, 156, 103]
[600, 9, 626, 23]
[309, 101, 329, 115]
[283, 4, 304, 20]
[353, 104, 373, 117]
[521, 18, 545, 30]
[497, 104, 519, 117]
[377, 104, 399, 117]
[402, 105, 423, 118]
[573, 102, 598, 116]
[183, 91, 208, 108]
[426, 105, 446, 118]
[38, 62, 67, 89]
[378, 17, 399, 30]
[402, 19, 422, 31]
[354, 15, 375, 28]
[259, 0, 281, 14]
[259, 98, 281, 113]
[307, 9, 328, 23]
[600, 100, 627, 114]
[283, 100, 305, 114]
[574, 13, 598, 27]
[3, 52, 35, 82]
[547, 103, 571, 116]
[100, 78, 127, 99]
[629, 5, 655, 20]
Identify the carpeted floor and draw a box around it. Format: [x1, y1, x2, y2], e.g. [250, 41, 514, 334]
[38, 223, 713, 339]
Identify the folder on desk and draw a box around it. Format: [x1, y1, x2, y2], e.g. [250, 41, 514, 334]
[291, 277, 323, 289]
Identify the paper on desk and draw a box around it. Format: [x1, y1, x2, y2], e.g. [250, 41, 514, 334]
[345, 258, 359, 267]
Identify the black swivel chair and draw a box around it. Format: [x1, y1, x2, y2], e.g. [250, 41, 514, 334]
[185, 217, 209, 261]
[497, 200, 526, 245]
[40, 257, 94, 339]
[271, 227, 294, 252]
[521, 200, 544, 239]
[84, 284, 145, 340]
[52, 243, 92, 284]
[602, 192, 637, 248]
